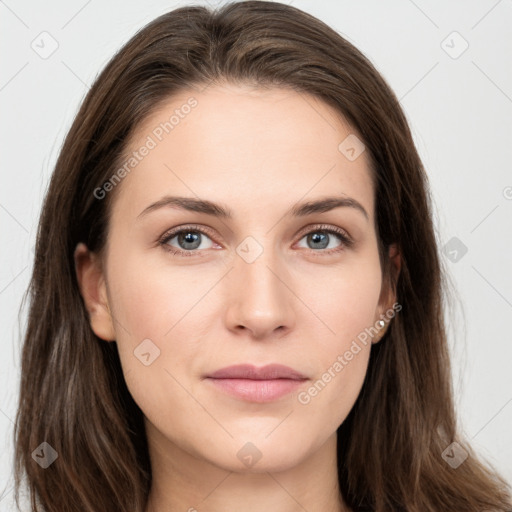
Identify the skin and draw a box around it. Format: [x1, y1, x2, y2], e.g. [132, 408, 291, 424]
[75, 82, 401, 512]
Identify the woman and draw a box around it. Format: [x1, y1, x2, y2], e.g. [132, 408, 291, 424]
[13, 1, 512, 511]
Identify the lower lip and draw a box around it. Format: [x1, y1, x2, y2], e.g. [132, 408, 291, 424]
[206, 378, 306, 402]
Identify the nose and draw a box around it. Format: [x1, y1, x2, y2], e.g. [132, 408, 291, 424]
[223, 243, 296, 340]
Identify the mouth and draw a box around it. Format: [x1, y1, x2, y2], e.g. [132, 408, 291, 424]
[204, 364, 309, 403]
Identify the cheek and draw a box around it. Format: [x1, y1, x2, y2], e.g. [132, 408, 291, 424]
[295, 255, 381, 403]
[104, 247, 215, 398]
[106, 247, 195, 338]
[300, 253, 383, 349]
[105, 252, 200, 427]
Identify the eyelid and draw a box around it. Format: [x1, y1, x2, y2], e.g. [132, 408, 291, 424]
[159, 223, 218, 244]
[295, 223, 352, 242]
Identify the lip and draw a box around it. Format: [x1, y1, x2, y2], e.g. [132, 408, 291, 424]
[205, 364, 308, 403]
[207, 363, 307, 380]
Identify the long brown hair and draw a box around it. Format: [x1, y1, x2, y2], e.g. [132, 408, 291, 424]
[13, 1, 512, 511]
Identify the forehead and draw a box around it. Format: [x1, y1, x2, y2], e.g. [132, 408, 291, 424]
[110, 83, 374, 223]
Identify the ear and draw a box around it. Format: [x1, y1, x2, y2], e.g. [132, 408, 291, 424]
[373, 243, 401, 344]
[74, 242, 116, 342]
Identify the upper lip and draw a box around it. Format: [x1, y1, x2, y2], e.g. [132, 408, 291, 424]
[206, 364, 308, 380]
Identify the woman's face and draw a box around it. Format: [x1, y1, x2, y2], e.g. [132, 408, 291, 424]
[76, 82, 399, 473]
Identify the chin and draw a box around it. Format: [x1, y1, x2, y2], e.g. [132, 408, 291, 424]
[203, 435, 317, 474]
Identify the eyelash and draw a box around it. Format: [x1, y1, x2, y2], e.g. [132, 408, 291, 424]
[158, 223, 354, 258]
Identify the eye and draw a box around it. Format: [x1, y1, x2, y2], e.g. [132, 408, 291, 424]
[295, 224, 353, 256]
[159, 225, 217, 257]
[158, 223, 353, 258]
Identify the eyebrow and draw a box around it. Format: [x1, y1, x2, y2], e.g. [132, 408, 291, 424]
[137, 195, 369, 221]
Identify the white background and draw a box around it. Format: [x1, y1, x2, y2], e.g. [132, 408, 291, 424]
[1, 0, 511, 509]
